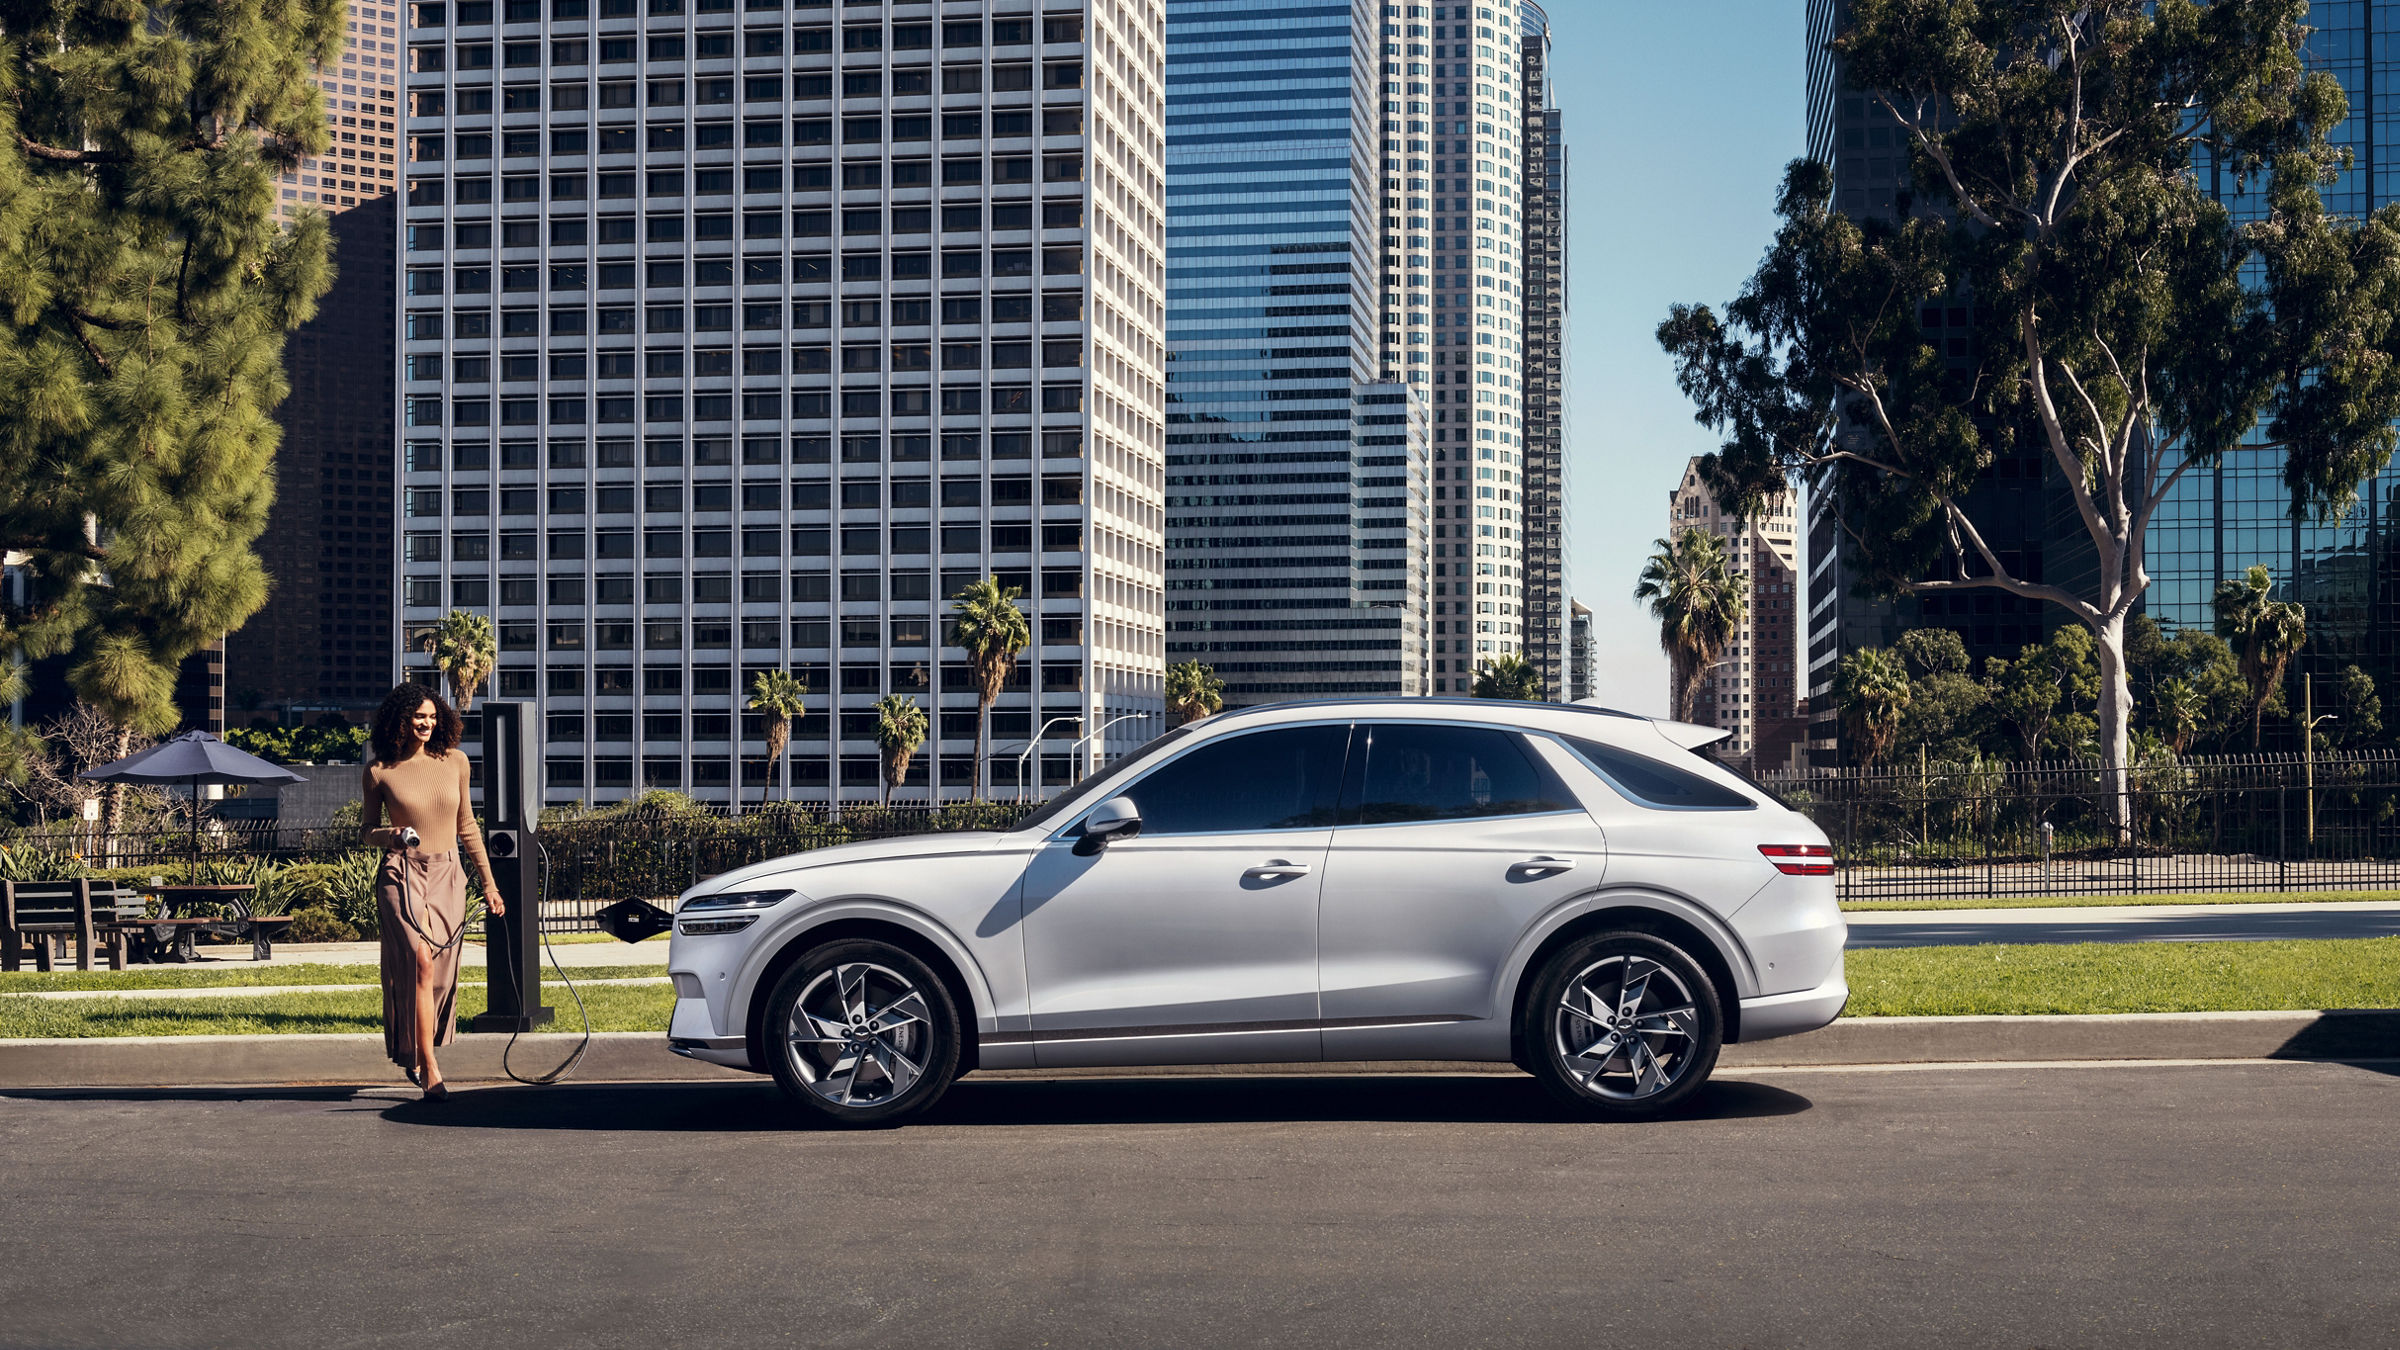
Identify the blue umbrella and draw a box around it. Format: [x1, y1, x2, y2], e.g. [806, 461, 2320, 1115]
[81, 731, 307, 864]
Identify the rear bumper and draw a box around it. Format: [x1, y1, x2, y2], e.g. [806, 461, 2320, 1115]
[1734, 969, 1848, 1043]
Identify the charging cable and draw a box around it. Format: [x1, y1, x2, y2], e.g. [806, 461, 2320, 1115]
[494, 835, 593, 1086]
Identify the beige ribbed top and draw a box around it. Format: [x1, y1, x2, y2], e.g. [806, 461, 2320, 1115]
[361, 750, 499, 895]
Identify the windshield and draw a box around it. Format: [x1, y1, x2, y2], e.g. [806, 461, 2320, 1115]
[1008, 724, 1198, 835]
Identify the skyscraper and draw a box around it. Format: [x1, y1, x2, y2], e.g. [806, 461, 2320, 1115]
[1159, 0, 1429, 705]
[1378, 1, 1541, 693]
[1518, 6, 1565, 697]
[399, 0, 1170, 806]
[282, 0, 406, 216]
[1668, 456, 1803, 769]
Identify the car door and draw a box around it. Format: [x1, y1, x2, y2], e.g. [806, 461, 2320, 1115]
[1317, 721, 1604, 1062]
[1019, 721, 1353, 1068]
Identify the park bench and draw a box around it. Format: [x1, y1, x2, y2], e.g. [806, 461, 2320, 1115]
[0, 880, 148, 972]
[132, 885, 296, 964]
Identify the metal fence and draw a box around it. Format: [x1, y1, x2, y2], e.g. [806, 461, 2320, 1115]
[1756, 752, 2400, 903]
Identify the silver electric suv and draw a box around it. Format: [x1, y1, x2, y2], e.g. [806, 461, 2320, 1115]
[665, 698, 1847, 1125]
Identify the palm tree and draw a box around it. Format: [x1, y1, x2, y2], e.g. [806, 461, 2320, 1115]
[1165, 659, 1225, 725]
[2155, 677, 2205, 755]
[950, 576, 1030, 799]
[873, 694, 929, 805]
[1634, 528, 1747, 723]
[746, 670, 808, 803]
[1472, 651, 1544, 701]
[1833, 647, 1911, 768]
[424, 609, 497, 712]
[2212, 565, 2307, 750]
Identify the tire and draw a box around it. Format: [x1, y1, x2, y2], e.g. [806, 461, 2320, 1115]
[762, 939, 962, 1128]
[1524, 930, 1723, 1119]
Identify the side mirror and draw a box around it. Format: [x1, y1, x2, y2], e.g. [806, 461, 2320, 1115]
[1074, 798, 1142, 855]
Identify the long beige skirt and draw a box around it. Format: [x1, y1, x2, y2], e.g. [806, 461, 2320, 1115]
[378, 849, 467, 1070]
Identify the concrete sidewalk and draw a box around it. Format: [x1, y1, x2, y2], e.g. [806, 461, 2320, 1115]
[2, 1009, 2393, 1090]
[1845, 899, 2400, 946]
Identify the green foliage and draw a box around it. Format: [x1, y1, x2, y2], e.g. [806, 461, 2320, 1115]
[1471, 651, 1545, 702]
[423, 610, 496, 712]
[872, 694, 928, 802]
[1634, 528, 1745, 722]
[223, 723, 368, 764]
[0, 843, 90, 881]
[950, 576, 1031, 796]
[281, 907, 359, 943]
[2214, 565, 2309, 749]
[2333, 664, 2383, 748]
[0, 0, 345, 733]
[745, 669, 808, 799]
[1892, 629, 1988, 761]
[1165, 659, 1225, 725]
[1834, 647, 1911, 767]
[1657, 0, 2400, 794]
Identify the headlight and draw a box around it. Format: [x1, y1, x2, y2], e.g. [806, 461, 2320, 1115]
[677, 888, 794, 913]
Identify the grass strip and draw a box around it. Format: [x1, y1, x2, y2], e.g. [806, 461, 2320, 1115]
[0, 982, 677, 1038]
[1843, 889, 2400, 913]
[1844, 937, 2400, 1016]
[8, 939, 2398, 1036]
[0, 964, 668, 994]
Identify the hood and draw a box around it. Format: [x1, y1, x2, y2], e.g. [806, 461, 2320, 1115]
[681, 830, 1024, 902]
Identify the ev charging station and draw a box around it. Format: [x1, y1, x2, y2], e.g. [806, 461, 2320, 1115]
[466, 701, 553, 1033]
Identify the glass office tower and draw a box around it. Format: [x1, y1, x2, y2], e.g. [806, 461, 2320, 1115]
[399, 0, 1170, 805]
[1161, 0, 1428, 703]
[2148, 1, 2400, 694]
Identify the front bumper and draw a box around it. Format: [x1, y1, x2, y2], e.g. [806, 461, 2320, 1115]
[668, 997, 759, 1071]
[1734, 969, 1849, 1043]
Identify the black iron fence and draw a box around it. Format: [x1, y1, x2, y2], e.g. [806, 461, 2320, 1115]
[1756, 751, 2400, 903]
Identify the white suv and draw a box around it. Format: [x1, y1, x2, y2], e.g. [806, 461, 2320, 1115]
[666, 698, 1847, 1125]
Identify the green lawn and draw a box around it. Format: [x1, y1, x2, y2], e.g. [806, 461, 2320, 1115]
[1842, 889, 2400, 912]
[1844, 937, 2400, 1016]
[0, 964, 665, 994]
[7, 939, 2398, 1036]
[0, 981, 677, 1038]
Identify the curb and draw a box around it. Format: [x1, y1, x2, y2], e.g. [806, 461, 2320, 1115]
[1, 1010, 2395, 1089]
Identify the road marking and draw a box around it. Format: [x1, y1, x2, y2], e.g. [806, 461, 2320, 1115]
[1729, 1056, 2400, 1075]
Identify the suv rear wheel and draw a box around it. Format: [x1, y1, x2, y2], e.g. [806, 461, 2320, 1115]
[763, 938, 961, 1128]
[1525, 931, 1723, 1119]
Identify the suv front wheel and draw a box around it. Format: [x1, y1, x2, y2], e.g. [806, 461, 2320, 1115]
[1525, 931, 1723, 1119]
[762, 938, 962, 1128]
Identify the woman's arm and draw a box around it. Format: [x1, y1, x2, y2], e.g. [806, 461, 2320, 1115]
[455, 753, 506, 914]
[360, 765, 409, 850]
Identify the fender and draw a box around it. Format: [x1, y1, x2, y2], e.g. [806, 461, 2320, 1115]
[729, 895, 1005, 1038]
[1490, 884, 1765, 1016]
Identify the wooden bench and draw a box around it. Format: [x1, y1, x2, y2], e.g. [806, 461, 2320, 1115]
[0, 880, 149, 972]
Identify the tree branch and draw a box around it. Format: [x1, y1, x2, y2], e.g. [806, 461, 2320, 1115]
[1878, 93, 2003, 230]
[2021, 306, 2116, 556]
[55, 305, 112, 374]
[17, 137, 126, 166]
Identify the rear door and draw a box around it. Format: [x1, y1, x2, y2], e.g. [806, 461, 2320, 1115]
[1316, 722, 1603, 1061]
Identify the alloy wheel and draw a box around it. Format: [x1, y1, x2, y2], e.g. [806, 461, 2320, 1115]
[1551, 954, 1701, 1101]
[785, 961, 932, 1108]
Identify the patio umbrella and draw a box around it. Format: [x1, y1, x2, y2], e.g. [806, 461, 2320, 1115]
[80, 731, 307, 865]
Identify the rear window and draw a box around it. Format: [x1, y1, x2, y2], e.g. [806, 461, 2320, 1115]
[1561, 736, 1756, 811]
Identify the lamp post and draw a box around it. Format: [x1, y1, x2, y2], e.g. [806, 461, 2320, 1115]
[1015, 715, 1084, 803]
[1068, 711, 1154, 775]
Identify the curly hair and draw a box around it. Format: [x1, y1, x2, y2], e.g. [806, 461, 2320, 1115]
[369, 682, 463, 766]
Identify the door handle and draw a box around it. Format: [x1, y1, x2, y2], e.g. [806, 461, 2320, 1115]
[1510, 856, 1577, 876]
[1243, 860, 1313, 880]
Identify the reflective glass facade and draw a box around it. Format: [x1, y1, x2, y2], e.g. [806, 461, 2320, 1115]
[1162, 0, 1428, 702]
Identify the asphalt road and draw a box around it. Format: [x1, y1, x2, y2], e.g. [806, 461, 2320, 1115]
[3, 1061, 2395, 1349]
[1845, 899, 2400, 947]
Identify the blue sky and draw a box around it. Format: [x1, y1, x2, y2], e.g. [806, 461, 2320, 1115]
[1548, 0, 1805, 712]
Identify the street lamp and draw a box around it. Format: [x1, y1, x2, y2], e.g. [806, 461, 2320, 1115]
[1068, 711, 1154, 774]
[1014, 714, 1083, 803]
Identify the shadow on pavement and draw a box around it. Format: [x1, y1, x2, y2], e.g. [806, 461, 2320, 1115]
[363, 1073, 1815, 1131]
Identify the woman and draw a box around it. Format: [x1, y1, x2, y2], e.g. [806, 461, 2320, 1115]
[360, 683, 504, 1100]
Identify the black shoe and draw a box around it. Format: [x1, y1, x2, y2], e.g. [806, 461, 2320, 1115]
[405, 1065, 422, 1087]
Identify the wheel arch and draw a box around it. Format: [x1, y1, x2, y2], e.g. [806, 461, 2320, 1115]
[743, 912, 988, 1077]
[1504, 898, 1751, 1068]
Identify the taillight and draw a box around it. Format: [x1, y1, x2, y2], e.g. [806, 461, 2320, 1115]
[1759, 844, 1834, 876]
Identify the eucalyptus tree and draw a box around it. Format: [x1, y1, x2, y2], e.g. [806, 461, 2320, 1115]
[1658, 0, 2400, 834]
[2, 0, 343, 734]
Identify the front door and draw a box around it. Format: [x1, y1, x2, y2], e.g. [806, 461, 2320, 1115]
[1020, 722, 1352, 1067]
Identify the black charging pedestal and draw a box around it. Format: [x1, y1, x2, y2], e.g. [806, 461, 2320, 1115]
[466, 701, 553, 1032]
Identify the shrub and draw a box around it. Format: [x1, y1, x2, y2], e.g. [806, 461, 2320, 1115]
[283, 906, 361, 944]
[0, 845, 93, 882]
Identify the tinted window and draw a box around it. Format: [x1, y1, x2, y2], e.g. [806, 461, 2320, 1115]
[1564, 736, 1755, 811]
[1112, 725, 1349, 835]
[1351, 724, 1577, 824]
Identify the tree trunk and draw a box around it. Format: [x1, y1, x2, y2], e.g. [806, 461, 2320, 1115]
[973, 697, 991, 799]
[103, 727, 131, 866]
[1669, 649, 1698, 722]
[2092, 611, 2133, 844]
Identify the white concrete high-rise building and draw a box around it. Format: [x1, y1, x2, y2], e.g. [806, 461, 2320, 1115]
[400, 0, 1169, 805]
